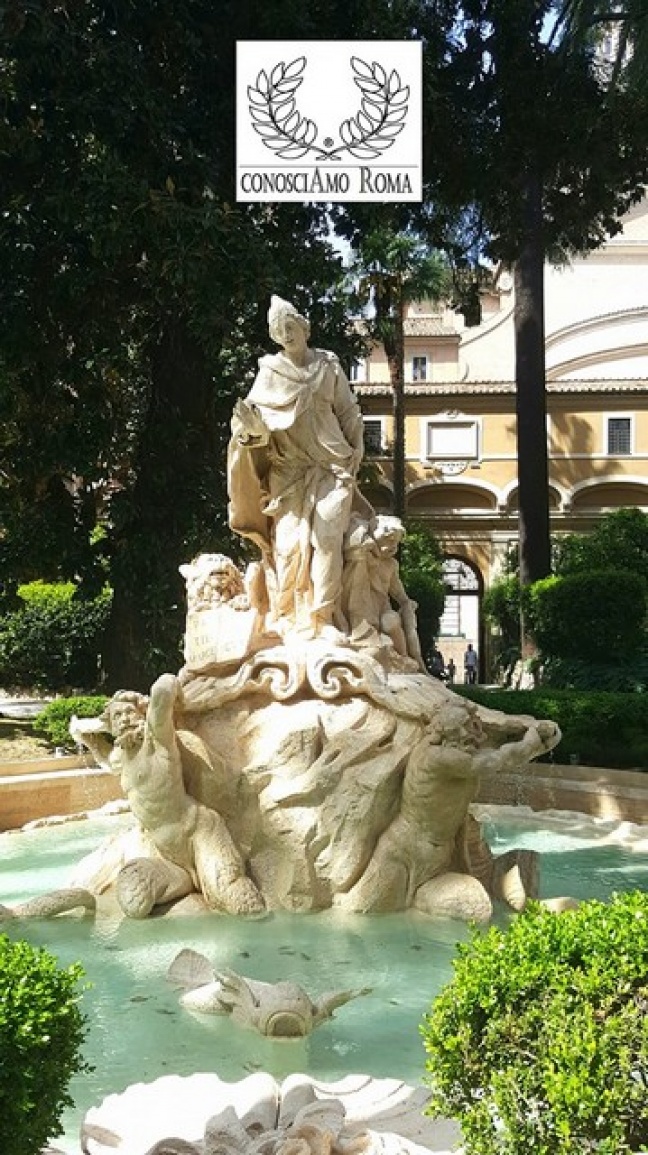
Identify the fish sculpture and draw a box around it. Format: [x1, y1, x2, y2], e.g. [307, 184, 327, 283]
[167, 948, 371, 1038]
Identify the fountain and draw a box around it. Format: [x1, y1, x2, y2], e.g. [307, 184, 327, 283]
[68, 294, 559, 930]
[6, 296, 567, 1152]
[4, 804, 648, 1154]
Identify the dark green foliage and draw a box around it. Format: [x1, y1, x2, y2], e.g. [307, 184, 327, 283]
[455, 686, 648, 769]
[0, 935, 90, 1155]
[482, 576, 522, 681]
[0, 0, 365, 688]
[421, 892, 648, 1154]
[554, 508, 648, 579]
[526, 570, 647, 663]
[33, 696, 108, 750]
[537, 651, 648, 694]
[486, 514, 648, 689]
[400, 522, 445, 666]
[0, 582, 111, 691]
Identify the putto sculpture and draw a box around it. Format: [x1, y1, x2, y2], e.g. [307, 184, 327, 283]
[72, 295, 560, 923]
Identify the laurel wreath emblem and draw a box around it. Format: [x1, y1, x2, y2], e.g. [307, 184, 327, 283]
[247, 56, 409, 162]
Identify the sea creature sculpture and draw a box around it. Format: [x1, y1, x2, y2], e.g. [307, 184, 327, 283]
[167, 948, 371, 1038]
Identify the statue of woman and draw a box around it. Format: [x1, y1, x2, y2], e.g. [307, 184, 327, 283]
[228, 295, 370, 639]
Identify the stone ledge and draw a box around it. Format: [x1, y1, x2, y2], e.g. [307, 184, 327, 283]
[477, 763, 648, 825]
[0, 763, 123, 831]
[0, 753, 90, 777]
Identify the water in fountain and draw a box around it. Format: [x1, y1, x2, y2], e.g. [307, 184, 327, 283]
[2, 806, 647, 1153]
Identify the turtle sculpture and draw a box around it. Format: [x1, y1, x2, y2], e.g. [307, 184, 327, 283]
[167, 948, 371, 1038]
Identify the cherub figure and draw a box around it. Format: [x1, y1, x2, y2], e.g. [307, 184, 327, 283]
[342, 513, 425, 670]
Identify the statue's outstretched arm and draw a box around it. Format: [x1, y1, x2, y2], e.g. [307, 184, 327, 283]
[146, 673, 181, 749]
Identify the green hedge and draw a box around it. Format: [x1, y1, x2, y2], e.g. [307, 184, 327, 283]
[33, 696, 108, 750]
[537, 652, 648, 693]
[526, 570, 647, 664]
[0, 581, 111, 692]
[422, 892, 648, 1154]
[454, 686, 648, 769]
[0, 935, 90, 1155]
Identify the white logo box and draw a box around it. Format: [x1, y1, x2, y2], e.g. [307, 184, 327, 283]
[236, 40, 422, 203]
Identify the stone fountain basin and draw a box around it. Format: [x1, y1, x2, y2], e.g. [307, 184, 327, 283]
[81, 1071, 461, 1155]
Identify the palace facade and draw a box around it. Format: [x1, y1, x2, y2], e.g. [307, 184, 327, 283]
[353, 198, 648, 680]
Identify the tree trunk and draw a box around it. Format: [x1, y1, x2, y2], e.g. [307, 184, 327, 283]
[515, 171, 551, 587]
[387, 294, 407, 521]
[103, 318, 218, 691]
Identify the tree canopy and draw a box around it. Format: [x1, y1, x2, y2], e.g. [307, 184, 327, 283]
[347, 226, 450, 519]
[0, 0, 366, 686]
[2, 0, 648, 688]
[424, 0, 648, 587]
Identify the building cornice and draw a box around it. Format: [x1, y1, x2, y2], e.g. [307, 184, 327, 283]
[355, 378, 648, 398]
[403, 318, 459, 338]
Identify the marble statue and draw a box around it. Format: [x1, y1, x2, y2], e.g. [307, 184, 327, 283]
[228, 295, 371, 640]
[342, 513, 425, 668]
[71, 294, 561, 922]
[167, 947, 371, 1037]
[71, 676, 265, 918]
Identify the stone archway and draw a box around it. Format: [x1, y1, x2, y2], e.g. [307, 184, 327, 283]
[438, 556, 484, 684]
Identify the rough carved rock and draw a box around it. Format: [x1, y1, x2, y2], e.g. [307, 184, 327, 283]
[167, 948, 371, 1037]
[72, 645, 558, 921]
[81, 1072, 462, 1155]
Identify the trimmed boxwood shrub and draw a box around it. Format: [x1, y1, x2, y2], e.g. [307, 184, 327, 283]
[526, 570, 647, 664]
[421, 892, 648, 1154]
[455, 686, 648, 769]
[33, 696, 108, 750]
[0, 581, 111, 691]
[537, 650, 648, 693]
[0, 935, 90, 1155]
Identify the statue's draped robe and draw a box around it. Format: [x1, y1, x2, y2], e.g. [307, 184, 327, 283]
[228, 349, 367, 630]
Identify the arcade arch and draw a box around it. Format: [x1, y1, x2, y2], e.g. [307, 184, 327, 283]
[437, 556, 484, 684]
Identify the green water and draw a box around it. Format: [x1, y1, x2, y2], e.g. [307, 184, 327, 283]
[1, 810, 647, 1153]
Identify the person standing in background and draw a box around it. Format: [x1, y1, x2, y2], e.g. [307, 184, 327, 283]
[463, 642, 478, 684]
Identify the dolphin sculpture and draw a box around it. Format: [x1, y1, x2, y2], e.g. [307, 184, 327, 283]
[167, 948, 371, 1038]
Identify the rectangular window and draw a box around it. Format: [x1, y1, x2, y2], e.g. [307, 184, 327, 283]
[607, 416, 632, 456]
[363, 419, 384, 455]
[412, 355, 427, 382]
[349, 359, 365, 383]
[426, 420, 478, 459]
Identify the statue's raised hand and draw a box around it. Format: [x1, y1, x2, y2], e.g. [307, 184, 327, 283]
[232, 399, 268, 445]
